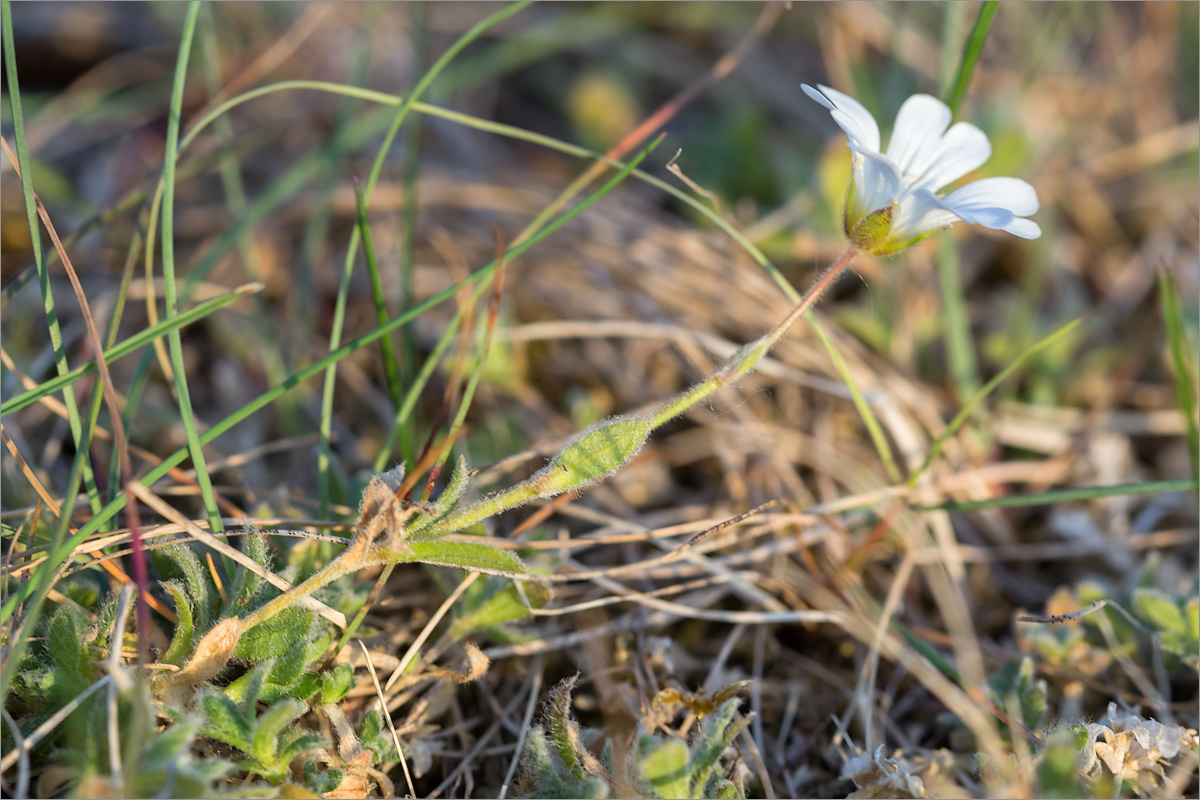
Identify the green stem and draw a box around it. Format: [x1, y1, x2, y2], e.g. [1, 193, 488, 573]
[160, 3, 223, 533]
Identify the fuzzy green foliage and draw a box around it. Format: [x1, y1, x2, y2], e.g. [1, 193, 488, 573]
[358, 707, 401, 763]
[1131, 588, 1199, 671]
[5, 605, 100, 759]
[520, 676, 751, 799]
[1036, 726, 1091, 800]
[200, 662, 329, 784]
[1021, 557, 1200, 676]
[447, 575, 553, 640]
[987, 656, 1048, 734]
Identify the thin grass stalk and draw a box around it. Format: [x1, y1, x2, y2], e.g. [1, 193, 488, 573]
[0, 124, 659, 624]
[397, 0, 428, 443]
[159, 2, 224, 534]
[913, 478, 1197, 512]
[1157, 270, 1199, 489]
[0, 1, 102, 513]
[937, 2, 1000, 405]
[317, 1, 532, 519]
[354, 179, 405, 430]
[906, 316, 1083, 489]
[944, 0, 999, 118]
[1, 285, 258, 417]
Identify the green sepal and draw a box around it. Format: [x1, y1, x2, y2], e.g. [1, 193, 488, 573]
[869, 226, 943, 257]
[848, 203, 895, 253]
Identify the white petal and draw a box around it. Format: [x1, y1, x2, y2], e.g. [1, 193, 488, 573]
[802, 83, 881, 153]
[920, 181, 1043, 239]
[849, 146, 902, 218]
[1001, 217, 1042, 239]
[909, 122, 992, 191]
[942, 177, 1040, 216]
[892, 189, 960, 238]
[885, 94, 952, 176]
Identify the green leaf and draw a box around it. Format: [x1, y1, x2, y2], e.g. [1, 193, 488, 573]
[706, 777, 741, 800]
[305, 761, 344, 795]
[1038, 727, 1088, 799]
[155, 543, 216, 631]
[638, 738, 690, 799]
[1187, 597, 1199, 642]
[259, 672, 322, 704]
[160, 581, 196, 665]
[201, 693, 251, 751]
[687, 698, 749, 796]
[251, 698, 307, 765]
[321, 663, 355, 704]
[277, 730, 330, 767]
[448, 578, 551, 639]
[232, 606, 315, 660]
[548, 675, 586, 780]
[46, 605, 93, 692]
[225, 533, 269, 613]
[988, 657, 1047, 732]
[407, 540, 528, 576]
[142, 714, 202, 771]
[269, 631, 315, 687]
[1133, 588, 1188, 637]
[359, 708, 382, 742]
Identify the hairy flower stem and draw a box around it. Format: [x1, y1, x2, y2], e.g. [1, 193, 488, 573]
[240, 533, 377, 632]
[426, 248, 858, 536]
[239, 249, 857, 633]
[650, 248, 858, 426]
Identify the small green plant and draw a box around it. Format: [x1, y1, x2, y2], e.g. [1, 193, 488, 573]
[198, 661, 328, 785]
[519, 675, 752, 799]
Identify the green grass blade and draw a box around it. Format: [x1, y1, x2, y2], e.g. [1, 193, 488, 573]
[911, 480, 1194, 512]
[355, 179, 405, 414]
[937, 2, 999, 405]
[937, 233, 979, 405]
[317, 1, 531, 519]
[2, 0, 102, 513]
[907, 317, 1083, 489]
[159, 2, 223, 533]
[0, 129, 662, 628]
[2, 284, 259, 417]
[943, 1, 999, 117]
[1158, 270, 1199, 488]
[397, 0, 429, 466]
[808, 313, 901, 483]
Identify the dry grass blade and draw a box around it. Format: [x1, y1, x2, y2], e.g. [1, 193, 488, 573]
[383, 571, 480, 694]
[0, 135, 154, 659]
[358, 639, 416, 799]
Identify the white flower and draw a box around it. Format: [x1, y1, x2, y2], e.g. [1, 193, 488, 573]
[803, 83, 1041, 255]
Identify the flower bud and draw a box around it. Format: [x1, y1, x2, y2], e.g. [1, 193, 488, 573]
[530, 413, 655, 498]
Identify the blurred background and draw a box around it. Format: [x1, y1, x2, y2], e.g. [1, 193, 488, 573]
[2, 3, 1197, 796]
